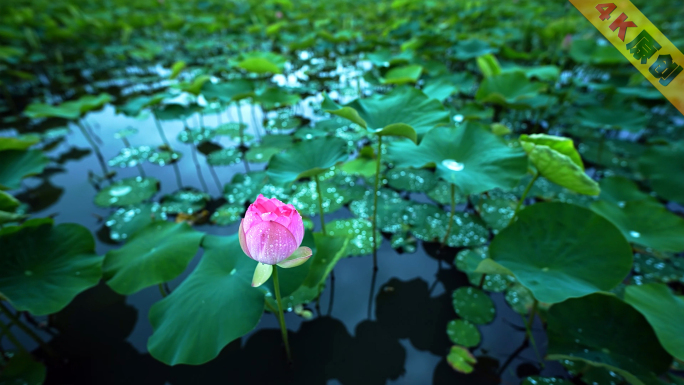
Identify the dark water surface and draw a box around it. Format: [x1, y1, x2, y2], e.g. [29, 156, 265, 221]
[3, 104, 565, 384]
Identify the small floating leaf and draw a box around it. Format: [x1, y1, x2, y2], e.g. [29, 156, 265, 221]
[94, 177, 159, 207]
[451, 287, 495, 325]
[446, 319, 481, 347]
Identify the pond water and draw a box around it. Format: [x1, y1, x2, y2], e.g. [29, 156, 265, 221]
[5, 103, 564, 384]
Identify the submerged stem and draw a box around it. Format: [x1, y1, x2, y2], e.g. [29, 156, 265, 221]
[158, 283, 167, 298]
[0, 302, 53, 356]
[441, 183, 456, 247]
[153, 117, 172, 148]
[0, 317, 27, 353]
[371, 135, 383, 271]
[236, 101, 244, 147]
[509, 172, 539, 226]
[524, 300, 544, 368]
[76, 121, 110, 181]
[272, 266, 292, 362]
[314, 174, 326, 233]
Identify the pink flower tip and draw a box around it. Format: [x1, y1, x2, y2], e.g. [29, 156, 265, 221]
[239, 195, 305, 265]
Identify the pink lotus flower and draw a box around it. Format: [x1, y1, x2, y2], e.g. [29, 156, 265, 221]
[239, 193, 312, 268]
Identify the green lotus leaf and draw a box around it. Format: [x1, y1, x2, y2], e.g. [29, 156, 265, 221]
[426, 180, 466, 205]
[117, 93, 166, 116]
[423, 79, 458, 101]
[386, 168, 438, 192]
[235, 51, 285, 74]
[210, 203, 244, 226]
[452, 287, 495, 324]
[324, 86, 451, 141]
[147, 234, 265, 366]
[521, 377, 572, 385]
[638, 142, 684, 205]
[388, 123, 528, 195]
[406, 202, 488, 247]
[456, 247, 515, 293]
[106, 202, 167, 242]
[0, 190, 20, 211]
[177, 127, 216, 144]
[207, 147, 242, 166]
[108, 146, 152, 168]
[350, 188, 410, 233]
[153, 103, 201, 121]
[0, 350, 46, 385]
[255, 87, 301, 110]
[114, 127, 138, 139]
[381, 64, 423, 84]
[446, 319, 481, 347]
[504, 283, 535, 315]
[177, 75, 211, 96]
[598, 176, 654, 205]
[0, 219, 102, 315]
[575, 105, 649, 132]
[502, 65, 560, 82]
[201, 79, 255, 102]
[169, 60, 185, 79]
[447, 345, 477, 374]
[489, 202, 633, 304]
[590, 200, 684, 253]
[520, 134, 599, 196]
[266, 136, 348, 186]
[160, 189, 210, 214]
[471, 190, 517, 233]
[339, 157, 377, 177]
[570, 38, 626, 65]
[103, 221, 204, 295]
[147, 147, 181, 166]
[0, 211, 23, 225]
[94, 177, 159, 207]
[547, 293, 672, 385]
[624, 283, 684, 361]
[326, 218, 379, 257]
[288, 178, 362, 216]
[24, 93, 112, 119]
[477, 53, 502, 78]
[422, 73, 475, 101]
[475, 71, 547, 108]
[0, 135, 40, 151]
[452, 39, 498, 60]
[366, 49, 413, 68]
[0, 150, 49, 190]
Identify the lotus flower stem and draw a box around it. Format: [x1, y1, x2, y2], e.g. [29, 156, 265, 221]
[523, 299, 544, 368]
[441, 183, 456, 247]
[158, 283, 167, 298]
[250, 102, 262, 141]
[0, 302, 53, 356]
[76, 121, 110, 180]
[184, 122, 209, 193]
[509, 172, 539, 226]
[314, 174, 326, 233]
[236, 101, 245, 148]
[208, 165, 223, 192]
[271, 266, 292, 362]
[0, 317, 28, 353]
[371, 136, 382, 271]
[153, 116, 172, 148]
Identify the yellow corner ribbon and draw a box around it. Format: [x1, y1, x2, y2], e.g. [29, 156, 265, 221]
[569, 0, 684, 116]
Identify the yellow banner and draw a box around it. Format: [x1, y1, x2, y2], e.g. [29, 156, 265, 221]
[568, 0, 684, 116]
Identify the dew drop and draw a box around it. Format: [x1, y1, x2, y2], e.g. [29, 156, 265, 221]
[442, 159, 464, 171]
[629, 230, 641, 238]
[109, 185, 133, 197]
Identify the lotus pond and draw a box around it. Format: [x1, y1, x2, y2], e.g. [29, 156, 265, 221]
[1, 0, 684, 383]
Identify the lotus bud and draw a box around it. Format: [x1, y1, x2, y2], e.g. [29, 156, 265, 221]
[239, 194, 312, 287]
